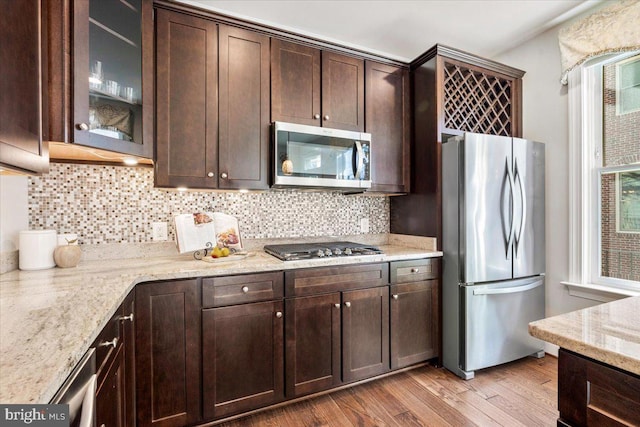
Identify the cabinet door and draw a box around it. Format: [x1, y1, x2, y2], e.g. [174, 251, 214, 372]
[136, 280, 200, 427]
[342, 286, 390, 382]
[321, 51, 364, 131]
[366, 61, 410, 193]
[155, 9, 218, 188]
[96, 345, 125, 427]
[285, 293, 341, 397]
[218, 25, 270, 190]
[271, 39, 321, 127]
[72, 0, 152, 158]
[390, 280, 438, 369]
[202, 300, 284, 420]
[121, 292, 136, 427]
[0, 0, 48, 174]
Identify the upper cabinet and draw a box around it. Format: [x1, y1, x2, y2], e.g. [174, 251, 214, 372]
[365, 61, 410, 193]
[0, 0, 49, 174]
[47, 0, 153, 160]
[154, 8, 270, 190]
[271, 39, 365, 132]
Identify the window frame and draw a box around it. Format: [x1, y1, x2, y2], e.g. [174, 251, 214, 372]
[566, 52, 640, 300]
[615, 55, 640, 116]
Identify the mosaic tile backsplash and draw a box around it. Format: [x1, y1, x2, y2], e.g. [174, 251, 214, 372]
[28, 163, 390, 245]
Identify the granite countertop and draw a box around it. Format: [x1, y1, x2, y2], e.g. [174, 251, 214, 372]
[0, 242, 441, 404]
[529, 296, 640, 375]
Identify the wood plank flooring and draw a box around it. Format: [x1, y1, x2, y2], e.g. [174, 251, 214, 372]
[218, 356, 558, 427]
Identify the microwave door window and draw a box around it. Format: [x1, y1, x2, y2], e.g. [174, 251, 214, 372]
[281, 134, 354, 179]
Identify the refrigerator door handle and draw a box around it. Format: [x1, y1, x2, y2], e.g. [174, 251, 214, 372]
[472, 279, 543, 295]
[514, 157, 526, 258]
[501, 157, 515, 259]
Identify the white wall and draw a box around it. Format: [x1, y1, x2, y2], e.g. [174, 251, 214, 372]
[0, 175, 29, 252]
[495, 23, 599, 316]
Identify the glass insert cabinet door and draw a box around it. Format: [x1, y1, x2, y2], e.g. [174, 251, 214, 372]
[73, 0, 152, 158]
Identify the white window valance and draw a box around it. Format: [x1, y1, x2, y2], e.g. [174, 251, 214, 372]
[559, 0, 640, 84]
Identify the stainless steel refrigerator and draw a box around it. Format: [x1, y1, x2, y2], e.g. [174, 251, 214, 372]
[442, 132, 545, 380]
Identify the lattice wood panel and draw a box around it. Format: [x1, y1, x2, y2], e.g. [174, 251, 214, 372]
[443, 63, 513, 136]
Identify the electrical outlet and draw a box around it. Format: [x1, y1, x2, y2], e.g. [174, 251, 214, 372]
[360, 217, 370, 233]
[152, 222, 168, 241]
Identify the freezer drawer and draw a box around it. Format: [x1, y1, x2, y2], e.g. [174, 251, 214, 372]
[462, 277, 544, 374]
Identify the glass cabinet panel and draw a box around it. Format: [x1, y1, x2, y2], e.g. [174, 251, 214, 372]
[88, 0, 142, 143]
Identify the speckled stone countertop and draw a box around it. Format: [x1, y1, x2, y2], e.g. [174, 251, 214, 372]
[529, 296, 640, 375]
[0, 241, 441, 404]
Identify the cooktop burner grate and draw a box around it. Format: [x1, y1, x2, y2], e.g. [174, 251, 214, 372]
[264, 241, 383, 261]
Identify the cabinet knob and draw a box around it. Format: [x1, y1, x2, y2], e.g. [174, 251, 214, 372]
[411, 268, 420, 273]
[242, 286, 249, 293]
[314, 113, 320, 119]
[323, 115, 330, 121]
[220, 172, 228, 179]
[76, 123, 89, 131]
[392, 294, 399, 300]
[100, 337, 118, 348]
[275, 311, 283, 318]
[344, 301, 351, 308]
[334, 303, 340, 308]
[207, 172, 214, 178]
[119, 313, 134, 322]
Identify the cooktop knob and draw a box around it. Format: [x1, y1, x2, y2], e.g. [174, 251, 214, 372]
[324, 249, 332, 256]
[316, 250, 325, 257]
[344, 248, 352, 255]
[333, 248, 342, 255]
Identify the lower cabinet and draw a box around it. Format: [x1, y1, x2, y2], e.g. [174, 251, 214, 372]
[202, 300, 284, 419]
[96, 346, 125, 427]
[285, 292, 342, 397]
[136, 279, 201, 427]
[558, 348, 640, 427]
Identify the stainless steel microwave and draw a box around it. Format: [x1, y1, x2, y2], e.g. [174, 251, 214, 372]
[272, 122, 371, 190]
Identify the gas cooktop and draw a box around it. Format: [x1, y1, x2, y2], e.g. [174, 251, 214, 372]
[264, 241, 383, 261]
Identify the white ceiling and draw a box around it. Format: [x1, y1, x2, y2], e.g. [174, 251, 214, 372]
[178, 0, 603, 62]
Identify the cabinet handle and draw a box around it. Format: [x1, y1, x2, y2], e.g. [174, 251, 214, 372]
[314, 113, 320, 119]
[334, 303, 340, 308]
[275, 311, 283, 318]
[411, 268, 420, 273]
[323, 115, 330, 121]
[100, 337, 118, 348]
[76, 123, 89, 131]
[220, 172, 228, 179]
[344, 301, 351, 308]
[241, 286, 249, 293]
[207, 172, 214, 178]
[392, 294, 399, 300]
[119, 313, 134, 322]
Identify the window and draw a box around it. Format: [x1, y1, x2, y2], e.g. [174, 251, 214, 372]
[567, 52, 640, 298]
[616, 56, 640, 115]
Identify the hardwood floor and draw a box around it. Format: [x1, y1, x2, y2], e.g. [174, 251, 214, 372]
[218, 356, 558, 427]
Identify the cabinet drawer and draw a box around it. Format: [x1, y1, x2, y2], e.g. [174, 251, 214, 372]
[390, 259, 438, 283]
[203, 272, 284, 307]
[285, 263, 389, 297]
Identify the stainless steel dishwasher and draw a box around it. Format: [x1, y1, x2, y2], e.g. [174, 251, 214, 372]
[50, 348, 97, 427]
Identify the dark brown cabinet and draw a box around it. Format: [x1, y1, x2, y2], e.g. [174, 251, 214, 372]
[558, 348, 640, 427]
[0, 0, 49, 174]
[201, 272, 284, 420]
[284, 263, 389, 397]
[155, 8, 269, 190]
[202, 300, 284, 419]
[342, 286, 390, 382]
[365, 61, 410, 193]
[271, 39, 364, 131]
[285, 292, 342, 397]
[135, 279, 201, 427]
[94, 291, 135, 427]
[391, 45, 525, 244]
[389, 259, 440, 369]
[46, 0, 153, 158]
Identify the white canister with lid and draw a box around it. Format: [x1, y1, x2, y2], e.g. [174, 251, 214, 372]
[19, 230, 58, 270]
